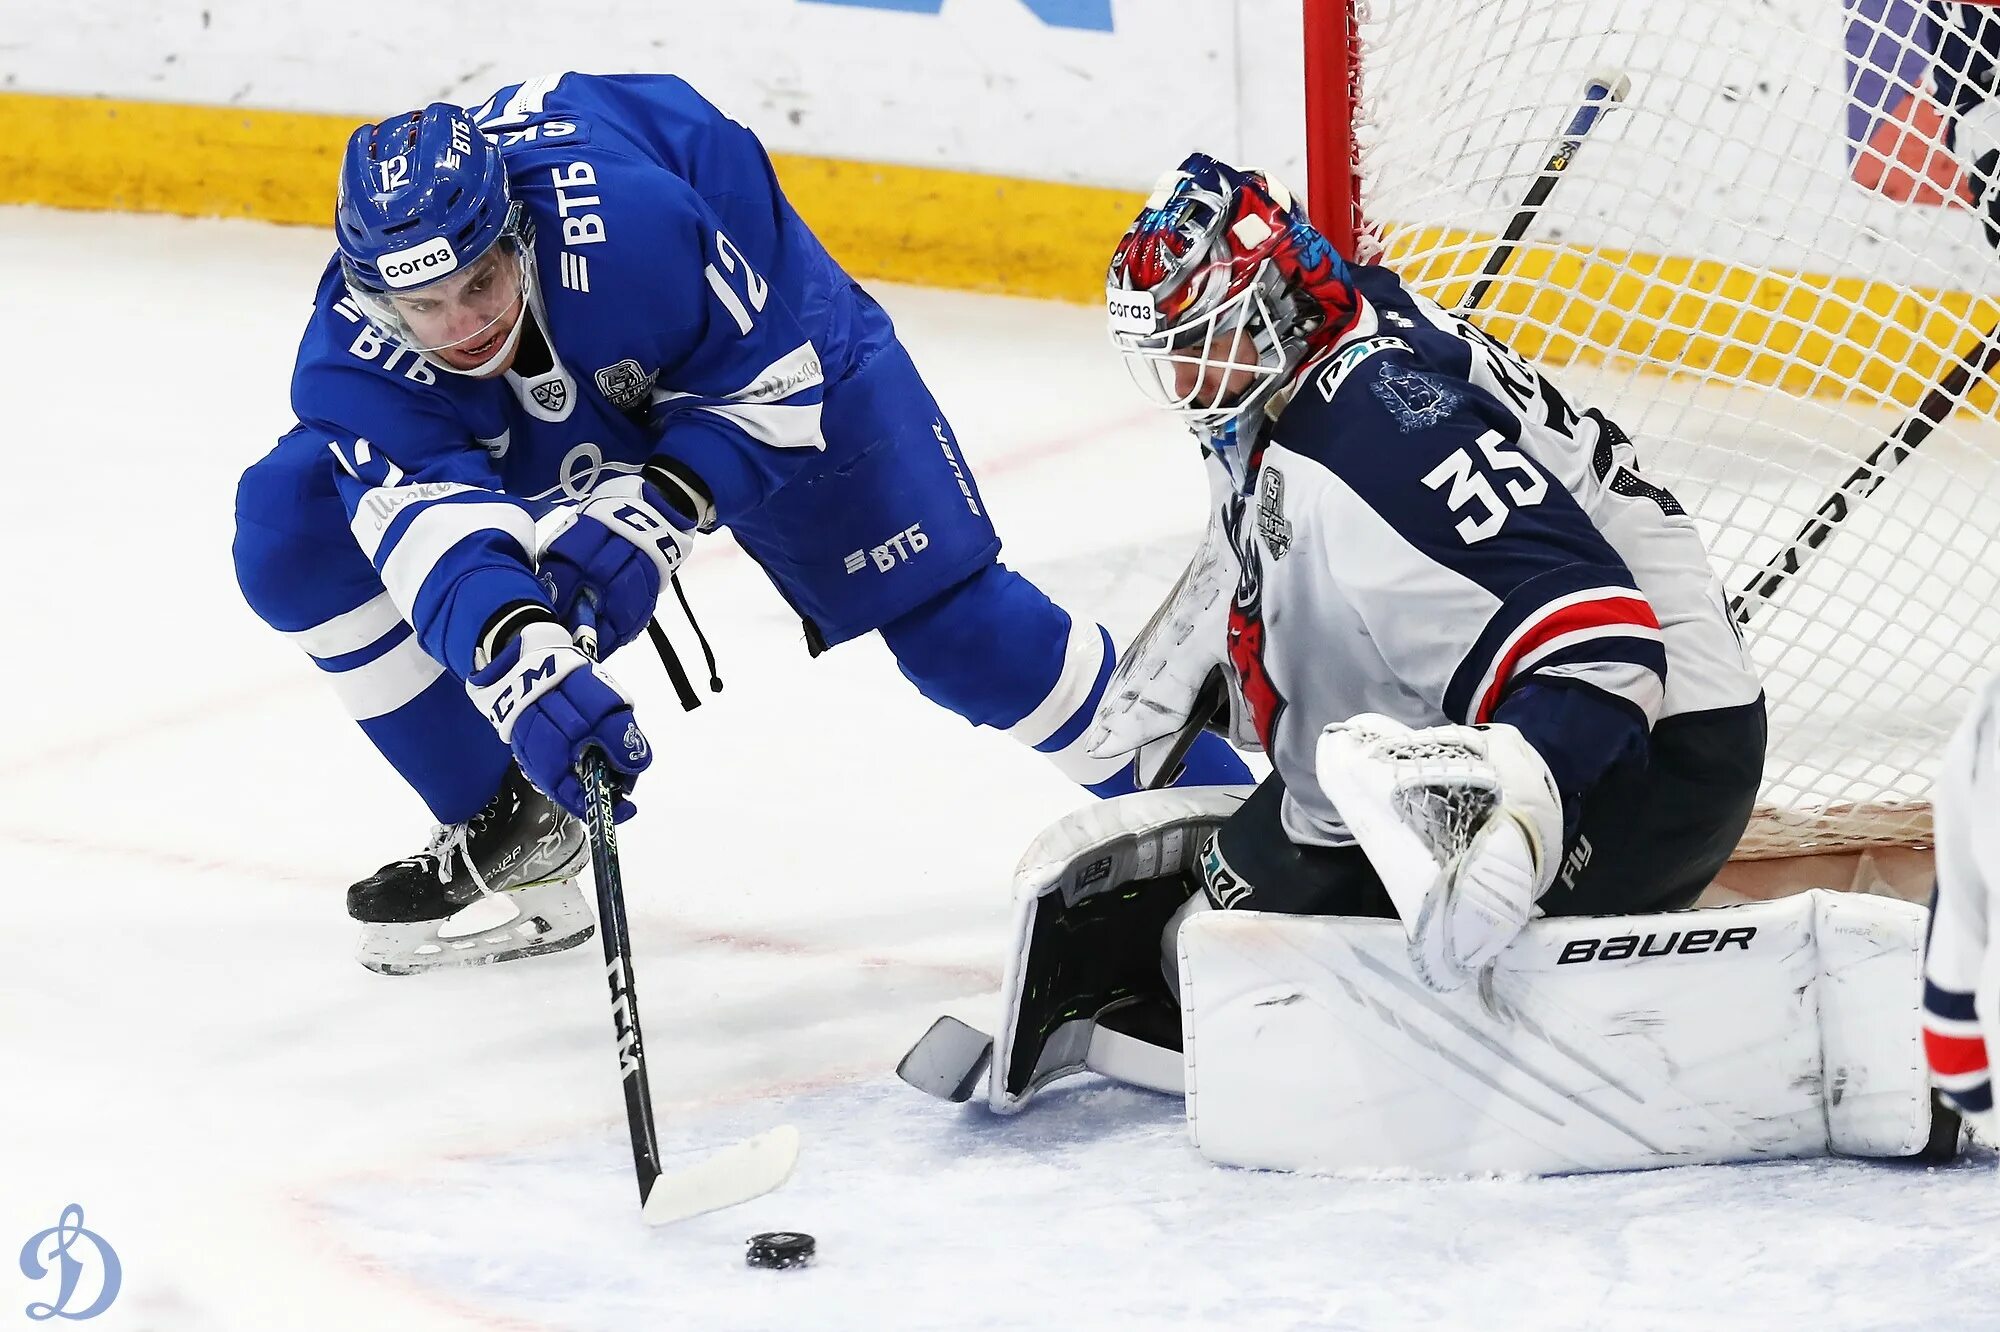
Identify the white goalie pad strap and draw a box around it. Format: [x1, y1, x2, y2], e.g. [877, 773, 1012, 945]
[990, 786, 1252, 1114]
[1178, 889, 1929, 1176]
[1815, 892, 1933, 1155]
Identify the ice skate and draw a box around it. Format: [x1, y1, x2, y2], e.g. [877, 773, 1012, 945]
[348, 765, 593, 975]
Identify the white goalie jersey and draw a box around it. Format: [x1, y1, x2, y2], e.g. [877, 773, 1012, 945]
[1926, 675, 1999, 1132]
[1214, 265, 1763, 849]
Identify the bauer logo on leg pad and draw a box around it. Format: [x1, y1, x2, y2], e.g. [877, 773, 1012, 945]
[1556, 926, 1757, 964]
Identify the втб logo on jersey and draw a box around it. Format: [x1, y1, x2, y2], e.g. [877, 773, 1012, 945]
[551, 160, 606, 292]
[844, 524, 929, 574]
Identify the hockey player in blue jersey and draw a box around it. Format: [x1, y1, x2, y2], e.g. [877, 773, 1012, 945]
[232, 74, 1248, 974]
[1084, 156, 1769, 991]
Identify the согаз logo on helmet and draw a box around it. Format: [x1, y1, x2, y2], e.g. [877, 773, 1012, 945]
[378, 237, 460, 289]
[1106, 290, 1157, 333]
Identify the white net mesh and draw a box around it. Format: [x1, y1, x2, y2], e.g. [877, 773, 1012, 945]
[1345, 0, 2000, 856]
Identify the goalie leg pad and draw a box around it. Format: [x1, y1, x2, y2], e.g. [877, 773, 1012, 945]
[1178, 889, 1934, 1175]
[989, 786, 1251, 1113]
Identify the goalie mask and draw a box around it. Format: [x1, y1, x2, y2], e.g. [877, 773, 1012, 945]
[1107, 154, 1361, 487]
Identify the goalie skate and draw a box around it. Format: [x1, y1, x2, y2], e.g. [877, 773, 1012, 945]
[349, 766, 594, 975]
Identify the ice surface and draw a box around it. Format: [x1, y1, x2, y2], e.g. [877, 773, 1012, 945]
[3, 207, 1995, 1331]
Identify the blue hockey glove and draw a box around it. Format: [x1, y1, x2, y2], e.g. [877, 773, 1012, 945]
[536, 477, 695, 656]
[465, 620, 653, 821]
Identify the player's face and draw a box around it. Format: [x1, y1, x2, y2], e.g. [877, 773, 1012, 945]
[1170, 324, 1264, 410]
[390, 246, 526, 374]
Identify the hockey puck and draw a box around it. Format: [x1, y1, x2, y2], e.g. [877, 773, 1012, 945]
[745, 1231, 815, 1270]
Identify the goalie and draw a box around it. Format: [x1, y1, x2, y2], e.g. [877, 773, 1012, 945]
[1089, 155, 1768, 991]
[904, 157, 1949, 1171]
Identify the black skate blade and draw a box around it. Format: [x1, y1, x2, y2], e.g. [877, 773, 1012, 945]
[897, 1015, 994, 1103]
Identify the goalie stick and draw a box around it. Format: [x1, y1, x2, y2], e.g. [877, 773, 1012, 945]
[898, 77, 1635, 1106]
[1459, 72, 1632, 315]
[573, 601, 800, 1222]
[1730, 321, 2000, 625]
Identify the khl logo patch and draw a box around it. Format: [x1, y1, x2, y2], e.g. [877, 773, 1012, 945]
[530, 378, 569, 414]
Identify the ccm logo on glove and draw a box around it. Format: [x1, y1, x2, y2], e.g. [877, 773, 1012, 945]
[483, 650, 575, 729]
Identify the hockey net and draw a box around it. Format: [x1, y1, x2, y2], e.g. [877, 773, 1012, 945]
[1307, 0, 2000, 861]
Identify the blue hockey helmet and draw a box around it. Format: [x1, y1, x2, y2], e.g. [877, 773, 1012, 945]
[335, 103, 536, 374]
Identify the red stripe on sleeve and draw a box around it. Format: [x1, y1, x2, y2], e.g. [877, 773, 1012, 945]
[1925, 1027, 1991, 1078]
[1475, 594, 1662, 723]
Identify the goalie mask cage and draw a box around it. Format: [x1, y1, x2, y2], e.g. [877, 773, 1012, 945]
[1304, 0, 2000, 859]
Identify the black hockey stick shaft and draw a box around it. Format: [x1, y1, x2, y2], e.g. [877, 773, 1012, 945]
[573, 604, 666, 1205]
[1731, 321, 2000, 625]
[1459, 73, 1630, 315]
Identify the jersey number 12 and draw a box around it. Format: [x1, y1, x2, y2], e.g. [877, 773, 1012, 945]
[705, 230, 769, 335]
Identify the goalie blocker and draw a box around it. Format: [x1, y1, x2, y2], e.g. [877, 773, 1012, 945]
[967, 789, 1953, 1175]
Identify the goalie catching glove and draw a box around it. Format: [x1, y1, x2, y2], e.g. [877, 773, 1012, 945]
[466, 619, 652, 822]
[1084, 512, 1255, 776]
[1317, 714, 1564, 992]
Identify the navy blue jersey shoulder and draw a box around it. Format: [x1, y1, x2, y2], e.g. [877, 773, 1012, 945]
[1267, 263, 1518, 501]
[1264, 262, 1650, 688]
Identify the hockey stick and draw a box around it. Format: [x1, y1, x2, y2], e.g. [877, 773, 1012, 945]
[1730, 321, 2000, 625]
[1458, 72, 1632, 315]
[572, 601, 799, 1223]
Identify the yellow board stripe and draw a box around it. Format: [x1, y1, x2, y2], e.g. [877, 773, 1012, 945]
[2, 89, 1988, 410]
[0, 90, 1138, 302]
[1379, 226, 2000, 413]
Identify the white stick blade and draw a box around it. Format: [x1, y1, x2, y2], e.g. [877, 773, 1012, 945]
[641, 1125, 801, 1226]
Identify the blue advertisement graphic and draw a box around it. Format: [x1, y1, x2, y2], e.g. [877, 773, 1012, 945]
[18, 1206, 121, 1322]
[800, 0, 1114, 33]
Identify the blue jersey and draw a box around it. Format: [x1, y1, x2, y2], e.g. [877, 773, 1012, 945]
[288, 72, 947, 678]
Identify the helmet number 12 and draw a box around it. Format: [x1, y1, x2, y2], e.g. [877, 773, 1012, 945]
[705, 230, 769, 336]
